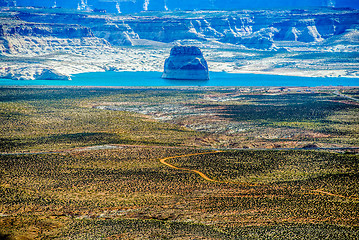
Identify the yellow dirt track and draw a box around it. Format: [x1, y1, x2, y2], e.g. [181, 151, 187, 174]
[159, 150, 358, 200]
[159, 151, 225, 183]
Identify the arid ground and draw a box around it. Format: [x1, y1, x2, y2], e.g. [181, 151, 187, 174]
[0, 86, 358, 239]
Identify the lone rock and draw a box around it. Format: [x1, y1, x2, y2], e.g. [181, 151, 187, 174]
[162, 46, 209, 80]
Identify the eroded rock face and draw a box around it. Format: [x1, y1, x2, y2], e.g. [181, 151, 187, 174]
[0, 8, 358, 80]
[162, 46, 209, 80]
[1, 67, 71, 80]
[6, 8, 359, 49]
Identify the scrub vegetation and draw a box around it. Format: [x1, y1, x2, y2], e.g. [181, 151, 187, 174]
[0, 87, 358, 239]
[0, 88, 203, 152]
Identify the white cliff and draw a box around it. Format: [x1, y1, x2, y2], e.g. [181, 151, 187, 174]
[0, 7, 358, 80]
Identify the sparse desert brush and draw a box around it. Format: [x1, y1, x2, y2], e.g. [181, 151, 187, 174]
[0, 87, 358, 239]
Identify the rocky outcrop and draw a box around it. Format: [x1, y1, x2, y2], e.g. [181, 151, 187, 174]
[222, 31, 276, 49]
[0, 22, 94, 39]
[90, 22, 139, 46]
[1, 67, 71, 80]
[273, 19, 324, 42]
[16, 11, 139, 46]
[34, 68, 71, 80]
[162, 46, 209, 80]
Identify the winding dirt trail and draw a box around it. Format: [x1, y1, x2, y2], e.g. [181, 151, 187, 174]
[2, 144, 357, 200]
[159, 151, 226, 183]
[310, 189, 359, 200]
[159, 150, 259, 186]
[159, 150, 358, 200]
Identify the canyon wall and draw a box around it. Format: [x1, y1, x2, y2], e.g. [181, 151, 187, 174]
[0, 7, 358, 79]
[2, 8, 357, 51]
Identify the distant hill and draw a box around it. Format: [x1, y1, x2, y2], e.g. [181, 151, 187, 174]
[1, 0, 358, 13]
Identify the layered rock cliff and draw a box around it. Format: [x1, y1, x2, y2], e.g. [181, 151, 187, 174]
[7, 7, 358, 49]
[162, 46, 209, 80]
[124, 9, 358, 49]
[0, 7, 358, 80]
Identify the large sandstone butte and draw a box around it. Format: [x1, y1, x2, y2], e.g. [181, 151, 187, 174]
[162, 46, 209, 80]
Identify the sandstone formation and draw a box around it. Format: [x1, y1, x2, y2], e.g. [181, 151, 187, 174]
[2, 67, 71, 80]
[162, 46, 209, 80]
[0, 7, 358, 80]
[4, 8, 358, 50]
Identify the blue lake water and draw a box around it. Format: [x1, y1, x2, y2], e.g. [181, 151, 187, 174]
[0, 71, 358, 87]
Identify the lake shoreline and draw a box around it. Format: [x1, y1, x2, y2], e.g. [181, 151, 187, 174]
[0, 71, 358, 88]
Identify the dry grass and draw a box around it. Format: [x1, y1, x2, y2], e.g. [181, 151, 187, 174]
[1, 87, 358, 239]
[1, 147, 358, 239]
